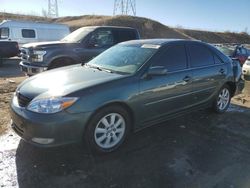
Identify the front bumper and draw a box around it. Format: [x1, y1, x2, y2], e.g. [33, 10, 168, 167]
[10, 100, 92, 147]
[20, 61, 48, 76]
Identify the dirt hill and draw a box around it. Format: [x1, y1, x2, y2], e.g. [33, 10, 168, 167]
[55, 15, 190, 39]
[1, 12, 250, 44]
[177, 28, 250, 44]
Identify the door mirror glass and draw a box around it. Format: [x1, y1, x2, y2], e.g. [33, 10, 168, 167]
[147, 66, 167, 76]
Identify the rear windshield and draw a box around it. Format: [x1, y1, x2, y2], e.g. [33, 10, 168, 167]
[61, 27, 94, 43]
[216, 46, 234, 57]
[0, 27, 9, 39]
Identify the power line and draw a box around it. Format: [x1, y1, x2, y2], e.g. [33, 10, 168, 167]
[48, 0, 59, 18]
[113, 0, 136, 16]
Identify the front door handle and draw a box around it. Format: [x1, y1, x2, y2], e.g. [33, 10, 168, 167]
[219, 69, 225, 74]
[183, 76, 191, 82]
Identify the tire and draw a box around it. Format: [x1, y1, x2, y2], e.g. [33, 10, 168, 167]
[85, 105, 131, 154]
[213, 84, 231, 113]
[48, 58, 74, 70]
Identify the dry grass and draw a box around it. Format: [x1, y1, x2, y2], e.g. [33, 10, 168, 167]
[0, 77, 26, 135]
[177, 28, 250, 44]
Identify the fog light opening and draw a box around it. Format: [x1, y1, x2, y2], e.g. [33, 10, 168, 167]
[32, 138, 54, 144]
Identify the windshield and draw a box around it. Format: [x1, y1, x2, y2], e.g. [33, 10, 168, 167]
[0, 27, 9, 39]
[216, 46, 234, 56]
[86, 45, 157, 74]
[61, 27, 94, 42]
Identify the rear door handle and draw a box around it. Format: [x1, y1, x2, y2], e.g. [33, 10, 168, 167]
[183, 76, 191, 82]
[219, 69, 225, 74]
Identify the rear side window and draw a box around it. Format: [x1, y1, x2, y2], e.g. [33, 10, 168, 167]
[114, 29, 137, 43]
[0, 27, 9, 39]
[22, 29, 36, 38]
[152, 44, 188, 72]
[188, 43, 214, 67]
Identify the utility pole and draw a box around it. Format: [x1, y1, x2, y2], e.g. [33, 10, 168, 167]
[113, 0, 136, 16]
[48, 0, 59, 18]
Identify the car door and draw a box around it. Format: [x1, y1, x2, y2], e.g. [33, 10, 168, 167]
[138, 43, 193, 126]
[79, 28, 115, 63]
[187, 42, 228, 105]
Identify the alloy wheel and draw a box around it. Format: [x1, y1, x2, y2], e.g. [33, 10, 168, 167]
[94, 113, 126, 149]
[217, 88, 230, 111]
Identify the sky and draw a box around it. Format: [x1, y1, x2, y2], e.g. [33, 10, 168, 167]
[1, 0, 250, 33]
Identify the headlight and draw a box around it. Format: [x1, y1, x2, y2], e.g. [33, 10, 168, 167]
[31, 50, 46, 62]
[27, 97, 78, 114]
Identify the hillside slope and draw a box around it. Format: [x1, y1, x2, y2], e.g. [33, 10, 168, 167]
[177, 28, 250, 44]
[1, 12, 250, 43]
[55, 15, 190, 39]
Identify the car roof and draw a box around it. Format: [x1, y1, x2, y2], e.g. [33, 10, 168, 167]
[119, 39, 203, 47]
[80, 26, 137, 30]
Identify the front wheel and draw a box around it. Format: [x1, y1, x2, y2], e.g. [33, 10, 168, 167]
[85, 106, 131, 153]
[213, 85, 231, 113]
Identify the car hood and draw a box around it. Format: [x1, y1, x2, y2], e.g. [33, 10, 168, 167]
[17, 65, 125, 100]
[22, 41, 79, 49]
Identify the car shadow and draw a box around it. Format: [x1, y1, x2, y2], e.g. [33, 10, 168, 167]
[15, 108, 250, 188]
[0, 58, 24, 78]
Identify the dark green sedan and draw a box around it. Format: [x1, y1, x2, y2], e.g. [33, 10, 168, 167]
[10, 39, 240, 153]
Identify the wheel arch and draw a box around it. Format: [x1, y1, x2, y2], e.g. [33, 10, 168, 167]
[86, 101, 135, 132]
[48, 56, 78, 69]
[225, 81, 237, 96]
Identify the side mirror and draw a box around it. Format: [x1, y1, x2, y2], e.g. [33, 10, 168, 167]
[147, 66, 167, 76]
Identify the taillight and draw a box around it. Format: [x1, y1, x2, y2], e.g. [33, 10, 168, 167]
[238, 56, 246, 65]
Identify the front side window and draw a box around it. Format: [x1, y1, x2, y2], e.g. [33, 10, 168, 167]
[87, 45, 157, 74]
[22, 29, 36, 38]
[0, 27, 9, 39]
[88, 30, 114, 48]
[188, 44, 214, 67]
[152, 44, 188, 72]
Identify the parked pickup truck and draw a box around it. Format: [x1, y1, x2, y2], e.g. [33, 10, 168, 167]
[0, 41, 19, 65]
[19, 26, 140, 75]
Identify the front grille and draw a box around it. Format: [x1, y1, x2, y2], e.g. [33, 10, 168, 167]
[17, 92, 32, 107]
[12, 123, 24, 136]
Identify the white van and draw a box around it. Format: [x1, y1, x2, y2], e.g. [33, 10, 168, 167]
[0, 20, 70, 46]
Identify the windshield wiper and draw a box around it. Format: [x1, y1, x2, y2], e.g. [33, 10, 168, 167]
[84, 64, 113, 73]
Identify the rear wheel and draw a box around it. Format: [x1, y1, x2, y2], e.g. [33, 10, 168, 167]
[85, 105, 131, 153]
[213, 85, 231, 113]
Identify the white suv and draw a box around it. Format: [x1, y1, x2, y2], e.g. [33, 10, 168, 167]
[242, 57, 250, 80]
